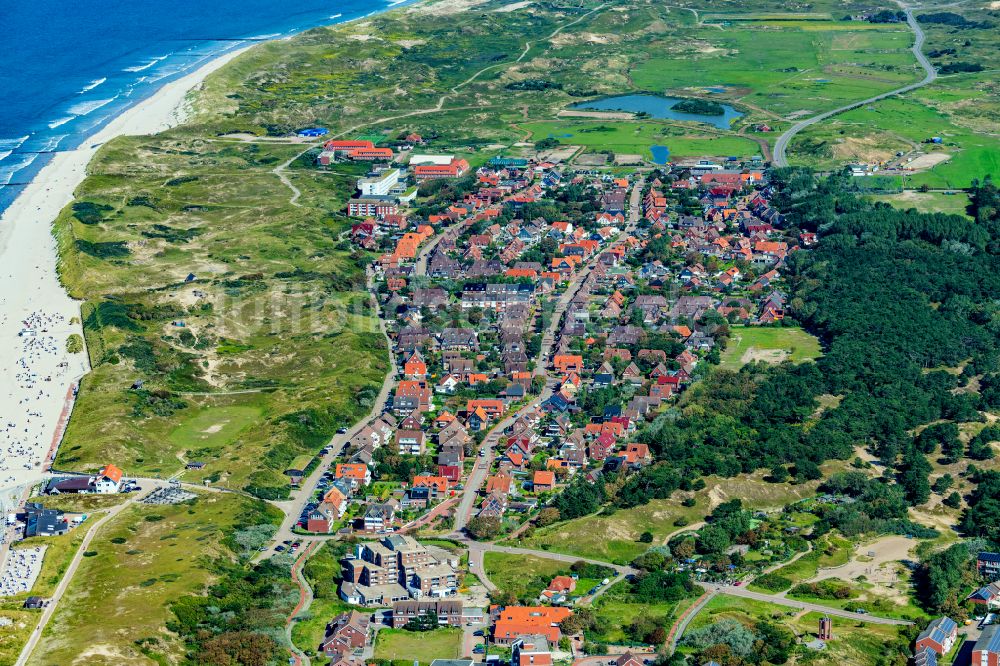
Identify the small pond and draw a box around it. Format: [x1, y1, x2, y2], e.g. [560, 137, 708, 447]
[649, 145, 670, 165]
[571, 94, 743, 130]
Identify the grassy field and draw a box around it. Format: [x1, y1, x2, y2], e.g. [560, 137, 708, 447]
[0, 609, 35, 665]
[682, 595, 910, 664]
[514, 473, 822, 564]
[591, 583, 699, 644]
[373, 628, 463, 665]
[629, 19, 919, 119]
[869, 190, 971, 217]
[27, 492, 265, 665]
[484, 552, 567, 599]
[719, 326, 823, 370]
[521, 120, 761, 160]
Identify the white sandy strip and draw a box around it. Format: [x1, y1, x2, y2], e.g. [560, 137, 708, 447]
[0, 545, 45, 597]
[0, 47, 250, 496]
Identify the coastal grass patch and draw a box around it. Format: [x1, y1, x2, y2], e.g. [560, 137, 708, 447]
[629, 21, 918, 118]
[53, 130, 388, 496]
[0, 609, 35, 665]
[787, 88, 1000, 187]
[719, 326, 822, 370]
[521, 120, 759, 160]
[512, 498, 705, 564]
[373, 628, 463, 665]
[27, 492, 263, 665]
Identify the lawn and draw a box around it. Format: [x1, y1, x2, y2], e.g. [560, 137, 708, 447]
[293, 597, 360, 659]
[719, 326, 822, 370]
[27, 492, 266, 665]
[749, 534, 853, 593]
[166, 404, 263, 453]
[869, 191, 971, 218]
[513, 499, 704, 564]
[373, 628, 463, 665]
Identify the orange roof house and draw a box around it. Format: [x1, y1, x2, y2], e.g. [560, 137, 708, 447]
[493, 606, 573, 645]
[467, 399, 504, 417]
[99, 464, 124, 484]
[413, 475, 450, 494]
[553, 355, 583, 373]
[533, 470, 556, 490]
[404, 351, 427, 378]
[486, 473, 515, 495]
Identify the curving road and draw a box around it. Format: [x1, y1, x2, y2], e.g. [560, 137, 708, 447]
[772, 6, 936, 167]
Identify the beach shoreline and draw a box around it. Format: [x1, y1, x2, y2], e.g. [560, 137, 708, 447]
[0, 46, 250, 497]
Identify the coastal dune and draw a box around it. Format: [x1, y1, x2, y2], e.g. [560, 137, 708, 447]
[0, 47, 249, 495]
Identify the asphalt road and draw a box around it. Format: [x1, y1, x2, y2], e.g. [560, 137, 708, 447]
[699, 582, 913, 626]
[772, 6, 936, 167]
[259, 267, 398, 559]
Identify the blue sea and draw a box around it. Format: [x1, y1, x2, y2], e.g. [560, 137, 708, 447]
[0, 0, 402, 213]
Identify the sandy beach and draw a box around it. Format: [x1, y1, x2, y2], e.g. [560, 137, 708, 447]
[0, 47, 250, 497]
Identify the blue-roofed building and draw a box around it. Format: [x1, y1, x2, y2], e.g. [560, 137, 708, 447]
[973, 623, 1000, 664]
[979, 552, 1000, 581]
[915, 616, 958, 656]
[913, 648, 937, 666]
[298, 127, 329, 137]
[967, 581, 1000, 609]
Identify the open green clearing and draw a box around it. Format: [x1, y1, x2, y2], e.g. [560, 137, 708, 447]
[719, 326, 823, 370]
[166, 404, 263, 452]
[590, 583, 699, 644]
[373, 628, 463, 665]
[630, 19, 919, 119]
[869, 190, 971, 217]
[521, 120, 760, 160]
[484, 552, 564, 600]
[514, 473, 823, 564]
[483, 552, 610, 601]
[28, 492, 265, 665]
[682, 595, 910, 665]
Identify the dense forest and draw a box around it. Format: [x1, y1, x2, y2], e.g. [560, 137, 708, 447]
[574, 174, 1000, 547]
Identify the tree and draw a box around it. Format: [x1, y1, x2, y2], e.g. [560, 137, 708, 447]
[932, 474, 953, 494]
[943, 491, 962, 508]
[403, 611, 439, 631]
[639, 531, 654, 543]
[466, 516, 502, 540]
[536, 507, 561, 527]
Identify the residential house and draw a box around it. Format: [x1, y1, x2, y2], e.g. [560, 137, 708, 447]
[915, 617, 958, 656]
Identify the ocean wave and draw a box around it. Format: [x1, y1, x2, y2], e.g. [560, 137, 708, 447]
[246, 32, 281, 41]
[0, 152, 39, 186]
[0, 136, 29, 151]
[330, 13, 343, 18]
[0, 136, 30, 163]
[41, 135, 68, 152]
[80, 77, 107, 93]
[67, 97, 116, 117]
[123, 55, 167, 73]
[48, 116, 76, 129]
